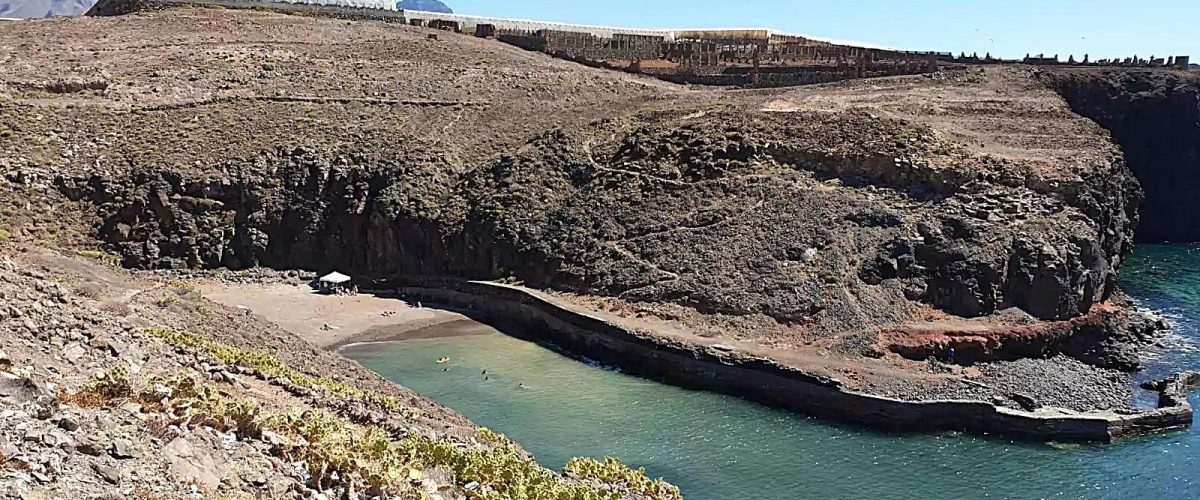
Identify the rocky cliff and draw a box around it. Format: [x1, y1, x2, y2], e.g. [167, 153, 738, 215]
[54, 106, 1139, 334]
[0, 8, 1169, 405]
[1042, 69, 1200, 243]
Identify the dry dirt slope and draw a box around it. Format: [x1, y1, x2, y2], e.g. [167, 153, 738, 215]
[0, 7, 680, 171]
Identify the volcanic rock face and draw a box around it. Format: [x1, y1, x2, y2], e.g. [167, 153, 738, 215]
[0, 8, 1154, 360]
[57, 109, 1138, 329]
[1042, 69, 1200, 243]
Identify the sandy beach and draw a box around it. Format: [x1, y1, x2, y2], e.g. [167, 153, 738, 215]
[198, 281, 486, 349]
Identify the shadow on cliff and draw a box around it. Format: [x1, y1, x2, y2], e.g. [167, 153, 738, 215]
[1043, 69, 1200, 243]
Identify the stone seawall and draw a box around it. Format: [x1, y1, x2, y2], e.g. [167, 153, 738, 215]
[384, 278, 1195, 443]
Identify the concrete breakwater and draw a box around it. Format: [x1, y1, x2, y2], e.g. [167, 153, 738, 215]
[382, 278, 1196, 443]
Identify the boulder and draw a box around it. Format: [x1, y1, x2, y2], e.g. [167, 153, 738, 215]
[108, 438, 138, 459]
[93, 463, 122, 485]
[164, 436, 227, 492]
[62, 343, 87, 363]
[0, 376, 50, 403]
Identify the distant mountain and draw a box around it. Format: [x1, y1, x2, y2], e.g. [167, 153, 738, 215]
[397, 0, 450, 13]
[0, 0, 95, 18]
[0, 0, 451, 18]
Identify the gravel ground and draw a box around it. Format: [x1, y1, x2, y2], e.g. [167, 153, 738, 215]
[869, 356, 1136, 412]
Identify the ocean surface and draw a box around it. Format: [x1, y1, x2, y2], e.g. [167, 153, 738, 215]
[344, 244, 1200, 499]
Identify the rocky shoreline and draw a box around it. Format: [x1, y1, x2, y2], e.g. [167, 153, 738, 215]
[383, 278, 1195, 443]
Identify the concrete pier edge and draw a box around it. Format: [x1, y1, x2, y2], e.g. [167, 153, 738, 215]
[377, 277, 1197, 443]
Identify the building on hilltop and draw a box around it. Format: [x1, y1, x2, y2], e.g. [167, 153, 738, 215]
[81, 0, 1198, 77]
[398, 10, 942, 88]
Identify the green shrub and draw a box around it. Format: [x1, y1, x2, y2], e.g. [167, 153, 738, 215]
[168, 279, 204, 302]
[144, 328, 412, 414]
[59, 366, 135, 407]
[138, 328, 681, 498]
[565, 457, 681, 499]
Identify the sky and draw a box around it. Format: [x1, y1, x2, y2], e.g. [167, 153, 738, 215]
[448, 0, 1198, 60]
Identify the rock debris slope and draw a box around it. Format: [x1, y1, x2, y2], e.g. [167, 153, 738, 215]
[0, 248, 680, 498]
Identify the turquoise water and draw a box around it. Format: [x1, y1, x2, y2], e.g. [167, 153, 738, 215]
[345, 245, 1200, 499]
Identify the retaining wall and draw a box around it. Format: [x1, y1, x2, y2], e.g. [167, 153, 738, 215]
[381, 278, 1195, 443]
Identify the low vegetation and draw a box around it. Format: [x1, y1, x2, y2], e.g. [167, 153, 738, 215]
[58, 365, 137, 408]
[73, 248, 120, 266]
[564, 457, 682, 499]
[132, 327, 681, 499]
[144, 327, 413, 415]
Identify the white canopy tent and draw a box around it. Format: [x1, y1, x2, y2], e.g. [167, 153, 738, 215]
[318, 271, 353, 294]
[319, 271, 352, 285]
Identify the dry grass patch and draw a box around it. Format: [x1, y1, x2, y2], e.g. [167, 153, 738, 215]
[73, 249, 120, 266]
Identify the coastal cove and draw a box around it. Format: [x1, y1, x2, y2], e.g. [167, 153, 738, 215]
[343, 245, 1200, 499]
[4, 5, 1200, 498]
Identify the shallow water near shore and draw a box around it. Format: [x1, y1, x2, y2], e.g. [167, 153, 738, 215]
[344, 244, 1200, 499]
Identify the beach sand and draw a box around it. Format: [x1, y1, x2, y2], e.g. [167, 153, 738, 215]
[198, 282, 483, 349]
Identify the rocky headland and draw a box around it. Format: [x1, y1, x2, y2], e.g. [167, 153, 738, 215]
[2, 5, 1200, 496]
